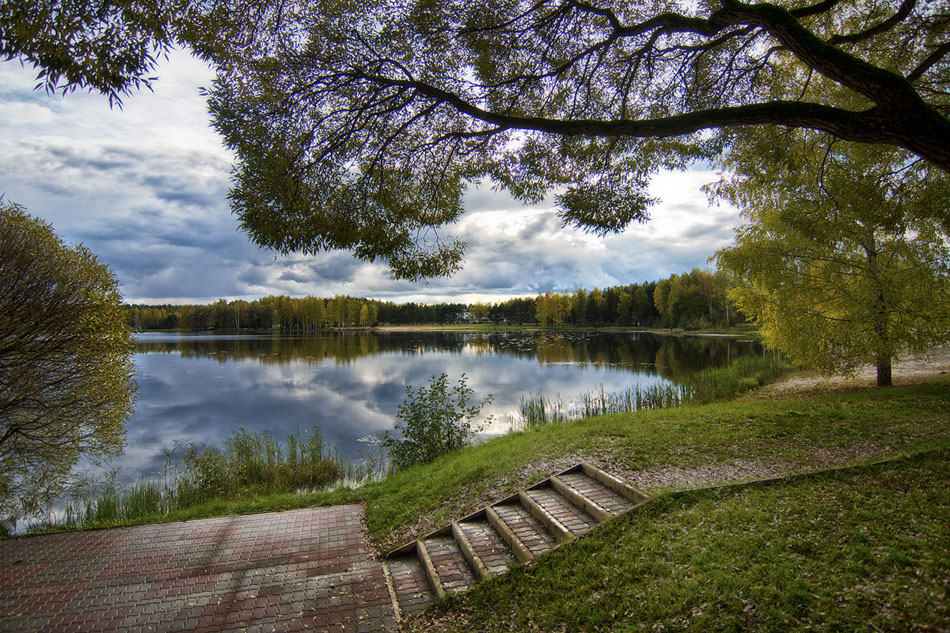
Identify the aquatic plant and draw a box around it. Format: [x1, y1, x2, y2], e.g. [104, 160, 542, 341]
[383, 373, 493, 469]
[516, 356, 789, 427]
[51, 425, 346, 530]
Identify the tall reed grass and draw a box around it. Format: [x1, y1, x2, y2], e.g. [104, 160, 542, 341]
[516, 355, 789, 428]
[54, 426, 350, 530]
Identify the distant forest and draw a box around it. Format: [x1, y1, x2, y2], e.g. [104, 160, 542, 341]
[127, 269, 748, 332]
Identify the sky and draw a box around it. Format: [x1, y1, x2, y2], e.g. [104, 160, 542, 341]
[0, 49, 743, 305]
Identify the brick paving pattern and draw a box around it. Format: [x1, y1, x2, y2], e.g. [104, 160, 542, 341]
[489, 504, 556, 557]
[556, 472, 636, 515]
[385, 557, 432, 617]
[524, 487, 595, 537]
[420, 537, 475, 595]
[0, 505, 397, 633]
[456, 521, 514, 576]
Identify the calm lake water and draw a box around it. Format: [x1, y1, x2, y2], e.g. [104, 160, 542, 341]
[110, 330, 762, 482]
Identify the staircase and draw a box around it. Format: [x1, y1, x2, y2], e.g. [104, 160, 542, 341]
[381, 463, 650, 621]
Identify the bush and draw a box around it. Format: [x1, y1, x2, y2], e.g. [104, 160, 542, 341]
[383, 373, 493, 469]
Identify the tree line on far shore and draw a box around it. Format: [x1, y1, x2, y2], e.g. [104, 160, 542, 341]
[125, 268, 748, 332]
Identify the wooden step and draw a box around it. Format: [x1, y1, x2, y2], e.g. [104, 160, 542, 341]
[489, 501, 558, 558]
[456, 519, 516, 577]
[522, 485, 596, 539]
[554, 469, 639, 517]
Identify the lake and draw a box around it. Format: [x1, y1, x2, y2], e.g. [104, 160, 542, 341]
[109, 330, 761, 483]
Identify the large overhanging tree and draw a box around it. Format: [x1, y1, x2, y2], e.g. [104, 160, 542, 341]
[2, 1, 948, 276]
[205, 0, 950, 278]
[0, 0, 185, 106]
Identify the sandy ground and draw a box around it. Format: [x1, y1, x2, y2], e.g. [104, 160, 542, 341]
[757, 346, 950, 396]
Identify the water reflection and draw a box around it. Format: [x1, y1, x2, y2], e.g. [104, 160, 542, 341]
[116, 331, 760, 483]
[135, 331, 757, 381]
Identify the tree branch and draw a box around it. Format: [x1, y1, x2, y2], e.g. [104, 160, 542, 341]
[357, 70, 950, 168]
[907, 42, 950, 82]
[828, 0, 916, 45]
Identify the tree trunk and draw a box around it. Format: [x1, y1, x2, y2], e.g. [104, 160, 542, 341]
[876, 356, 892, 387]
[863, 232, 892, 388]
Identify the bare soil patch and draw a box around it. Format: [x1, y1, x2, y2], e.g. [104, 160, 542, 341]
[754, 347, 950, 398]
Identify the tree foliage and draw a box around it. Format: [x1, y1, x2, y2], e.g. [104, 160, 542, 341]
[0, 0, 188, 106]
[206, 0, 950, 277]
[382, 373, 492, 469]
[715, 135, 950, 386]
[0, 200, 136, 523]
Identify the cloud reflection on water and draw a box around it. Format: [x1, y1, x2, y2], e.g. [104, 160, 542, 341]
[109, 331, 761, 482]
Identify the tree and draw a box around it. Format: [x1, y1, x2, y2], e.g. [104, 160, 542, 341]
[0, 0, 186, 106]
[0, 200, 136, 523]
[654, 279, 672, 326]
[468, 301, 491, 322]
[207, 0, 950, 278]
[570, 289, 587, 326]
[616, 290, 634, 326]
[633, 285, 654, 326]
[715, 135, 950, 386]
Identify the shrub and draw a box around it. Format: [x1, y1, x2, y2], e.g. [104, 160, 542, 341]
[383, 373, 493, 469]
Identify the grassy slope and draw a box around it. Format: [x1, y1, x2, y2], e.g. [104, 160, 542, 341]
[22, 378, 949, 630]
[408, 449, 950, 632]
[360, 378, 950, 545]
[34, 377, 947, 541]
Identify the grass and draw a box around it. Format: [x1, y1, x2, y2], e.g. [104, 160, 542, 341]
[26, 376, 949, 541]
[14, 372, 949, 631]
[32, 425, 357, 533]
[518, 356, 788, 426]
[28, 356, 785, 534]
[357, 377, 950, 546]
[407, 449, 950, 632]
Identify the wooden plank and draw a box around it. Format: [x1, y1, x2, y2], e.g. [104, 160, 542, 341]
[387, 524, 453, 559]
[519, 489, 571, 543]
[416, 539, 445, 599]
[581, 462, 650, 504]
[379, 559, 403, 623]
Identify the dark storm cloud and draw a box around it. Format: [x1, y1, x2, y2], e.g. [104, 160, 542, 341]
[516, 211, 562, 239]
[309, 255, 363, 283]
[238, 267, 271, 286]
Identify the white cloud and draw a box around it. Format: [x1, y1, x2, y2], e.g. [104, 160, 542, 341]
[1, 50, 742, 305]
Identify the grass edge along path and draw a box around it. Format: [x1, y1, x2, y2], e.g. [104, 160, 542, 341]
[406, 448, 950, 633]
[20, 376, 949, 544]
[361, 377, 949, 548]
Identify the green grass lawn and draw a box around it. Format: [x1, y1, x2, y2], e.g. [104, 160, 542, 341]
[359, 377, 950, 546]
[32, 376, 948, 545]
[407, 449, 950, 632]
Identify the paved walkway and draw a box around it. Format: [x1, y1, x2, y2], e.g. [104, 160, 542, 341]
[0, 506, 398, 633]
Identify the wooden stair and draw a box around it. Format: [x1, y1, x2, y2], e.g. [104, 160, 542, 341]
[382, 463, 650, 621]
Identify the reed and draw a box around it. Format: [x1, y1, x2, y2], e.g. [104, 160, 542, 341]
[52, 425, 347, 530]
[518, 392, 569, 429]
[516, 356, 789, 428]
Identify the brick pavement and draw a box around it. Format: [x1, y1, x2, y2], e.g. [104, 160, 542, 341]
[0, 505, 398, 633]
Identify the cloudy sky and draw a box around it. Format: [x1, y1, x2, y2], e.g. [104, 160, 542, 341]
[0, 49, 742, 305]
